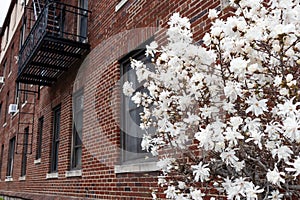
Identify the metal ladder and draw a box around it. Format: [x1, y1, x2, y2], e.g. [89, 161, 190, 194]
[15, 84, 39, 155]
[32, 0, 41, 20]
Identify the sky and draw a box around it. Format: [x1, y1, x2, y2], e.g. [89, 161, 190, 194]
[0, 0, 11, 27]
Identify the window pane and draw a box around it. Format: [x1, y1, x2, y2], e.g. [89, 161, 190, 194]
[51, 106, 61, 172]
[71, 90, 83, 169]
[120, 48, 152, 162]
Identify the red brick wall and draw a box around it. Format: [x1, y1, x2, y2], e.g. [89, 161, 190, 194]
[0, 0, 225, 199]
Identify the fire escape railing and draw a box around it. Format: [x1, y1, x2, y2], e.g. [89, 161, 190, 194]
[18, 2, 90, 76]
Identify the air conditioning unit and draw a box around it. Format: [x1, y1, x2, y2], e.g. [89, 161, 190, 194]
[0, 76, 4, 84]
[8, 104, 18, 114]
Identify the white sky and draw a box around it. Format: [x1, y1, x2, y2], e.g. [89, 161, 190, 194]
[0, 0, 11, 27]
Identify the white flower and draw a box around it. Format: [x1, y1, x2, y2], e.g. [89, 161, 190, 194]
[229, 57, 249, 78]
[191, 162, 210, 182]
[268, 190, 284, 200]
[220, 149, 239, 166]
[244, 182, 264, 200]
[273, 76, 282, 87]
[229, 116, 243, 130]
[271, 145, 293, 162]
[224, 81, 243, 102]
[286, 74, 293, 82]
[123, 81, 135, 96]
[146, 41, 158, 57]
[157, 158, 175, 174]
[246, 96, 268, 116]
[178, 181, 186, 189]
[158, 176, 167, 186]
[282, 115, 300, 142]
[277, 98, 300, 117]
[266, 166, 285, 187]
[285, 156, 300, 177]
[152, 191, 157, 199]
[224, 127, 244, 147]
[195, 125, 214, 151]
[199, 105, 219, 118]
[164, 185, 178, 199]
[208, 9, 219, 19]
[191, 189, 205, 200]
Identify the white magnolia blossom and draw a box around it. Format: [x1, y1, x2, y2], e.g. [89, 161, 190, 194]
[191, 162, 210, 182]
[124, 0, 300, 198]
[266, 166, 285, 187]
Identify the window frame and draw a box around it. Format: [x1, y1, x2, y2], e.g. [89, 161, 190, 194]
[78, 0, 88, 42]
[6, 137, 16, 177]
[71, 89, 84, 170]
[9, 43, 14, 74]
[36, 117, 44, 160]
[120, 48, 152, 164]
[0, 144, 4, 180]
[4, 91, 9, 124]
[50, 105, 61, 173]
[21, 127, 29, 177]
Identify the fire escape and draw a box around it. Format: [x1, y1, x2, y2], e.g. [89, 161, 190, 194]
[15, 0, 90, 154]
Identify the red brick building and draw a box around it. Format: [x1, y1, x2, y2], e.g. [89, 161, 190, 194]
[0, 0, 228, 199]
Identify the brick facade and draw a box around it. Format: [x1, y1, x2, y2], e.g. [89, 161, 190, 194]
[0, 0, 227, 199]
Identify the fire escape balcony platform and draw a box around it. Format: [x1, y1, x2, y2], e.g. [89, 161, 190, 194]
[17, 35, 90, 86]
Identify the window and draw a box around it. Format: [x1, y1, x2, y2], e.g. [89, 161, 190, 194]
[50, 106, 61, 172]
[21, 127, 29, 176]
[78, 0, 88, 41]
[7, 137, 15, 177]
[2, 59, 7, 78]
[19, 22, 26, 49]
[0, 103, 2, 125]
[4, 92, 9, 124]
[36, 117, 44, 160]
[120, 49, 151, 163]
[71, 90, 83, 169]
[0, 144, 4, 179]
[14, 83, 19, 105]
[9, 44, 14, 74]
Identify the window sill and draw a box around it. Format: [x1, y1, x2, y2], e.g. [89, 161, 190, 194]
[19, 176, 26, 181]
[34, 158, 41, 165]
[114, 161, 159, 173]
[115, 0, 128, 12]
[65, 169, 82, 178]
[5, 177, 13, 182]
[46, 172, 58, 179]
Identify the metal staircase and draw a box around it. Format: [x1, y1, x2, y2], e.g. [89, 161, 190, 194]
[15, 0, 90, 155]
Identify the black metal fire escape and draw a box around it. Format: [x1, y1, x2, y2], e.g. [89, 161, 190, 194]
[15, 0, 90, 154]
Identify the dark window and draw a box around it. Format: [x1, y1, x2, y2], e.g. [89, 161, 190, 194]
[21, 127, 29, 176]
[120, 49, 151, 163]
[71, 90, 83, 169]
[0, 103, 2, 125]
[51, 106, 61, 172]
[0, 144, 4, 179]
[14, 83, 19, 104]
[78, 0, 88, 41]
[4, 92, 9, 124]
[36, 117, 44, 160]
[9, 44, 14, 73]
[7, 137, 15, 177]
[2, 59, 7, 78]
[19, 20, 26, 49]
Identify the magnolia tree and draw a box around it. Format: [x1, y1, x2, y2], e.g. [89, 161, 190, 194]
[123, 0, 300, 199]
